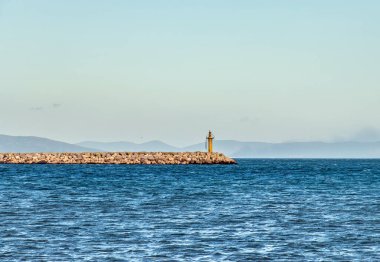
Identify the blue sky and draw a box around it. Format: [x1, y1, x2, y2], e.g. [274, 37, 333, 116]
[0, 0, 379, 145]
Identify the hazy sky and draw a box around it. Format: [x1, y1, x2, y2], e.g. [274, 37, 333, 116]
[0, 0, 379, 146]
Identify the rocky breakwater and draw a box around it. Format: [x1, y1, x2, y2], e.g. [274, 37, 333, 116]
[0, 152, 236, 165]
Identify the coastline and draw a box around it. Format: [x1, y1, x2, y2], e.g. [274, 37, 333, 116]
[0, 152, 236, 165]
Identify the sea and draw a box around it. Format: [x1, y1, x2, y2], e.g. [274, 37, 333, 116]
[0, 159, 379, 261]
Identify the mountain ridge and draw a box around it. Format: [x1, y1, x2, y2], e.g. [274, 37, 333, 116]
[1, 134, 380, 158]
[0, 134, 99, 153]
[77, 139, 380, 158]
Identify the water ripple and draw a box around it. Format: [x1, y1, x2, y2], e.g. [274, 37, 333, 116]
[0, 160, 379, 261]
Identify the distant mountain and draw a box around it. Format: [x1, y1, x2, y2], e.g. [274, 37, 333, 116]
[77, 139, 380, 158]
[77, 140, 179, 152]
[206, 140, 380, 158]
[0, 135, 97, 153]
[2, 134, 380, 158]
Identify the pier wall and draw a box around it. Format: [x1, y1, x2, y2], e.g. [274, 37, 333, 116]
[0, 152, 236, 165]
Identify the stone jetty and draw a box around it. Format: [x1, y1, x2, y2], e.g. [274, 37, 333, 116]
[0, 152, 236, 165]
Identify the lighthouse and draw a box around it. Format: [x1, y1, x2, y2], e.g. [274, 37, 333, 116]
[206, 130, 215, 153]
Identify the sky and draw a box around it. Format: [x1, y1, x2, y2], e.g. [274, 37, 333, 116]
[0, 0, 379, 146]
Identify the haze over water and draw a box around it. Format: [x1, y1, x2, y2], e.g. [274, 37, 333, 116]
[1, 159, 379, 261]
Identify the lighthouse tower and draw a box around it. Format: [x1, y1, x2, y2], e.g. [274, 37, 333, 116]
[206, 130, 215, 153]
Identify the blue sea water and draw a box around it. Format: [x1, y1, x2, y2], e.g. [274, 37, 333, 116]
[0, 159, 379, 261]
